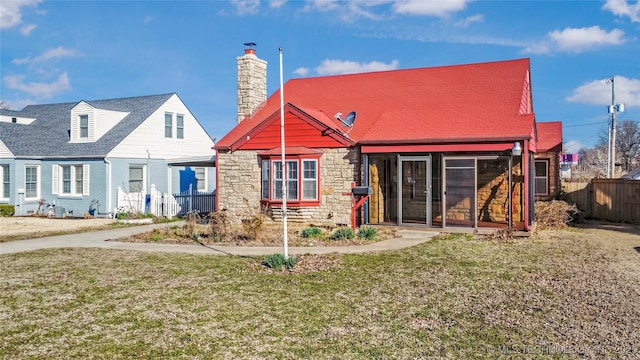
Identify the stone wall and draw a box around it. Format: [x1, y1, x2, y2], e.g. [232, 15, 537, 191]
[217, 148, 359, 226]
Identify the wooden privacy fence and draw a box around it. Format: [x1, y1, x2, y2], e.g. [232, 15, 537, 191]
[562, 179, 640, 223]
[117, 184, 181, 218]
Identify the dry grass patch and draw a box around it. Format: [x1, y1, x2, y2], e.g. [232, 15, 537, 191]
[121, 221, 397, 248]
[1, 225, 639, 359]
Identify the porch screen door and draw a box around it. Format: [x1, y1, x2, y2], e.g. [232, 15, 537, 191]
[444, 158, 475, 227]
[398, 156, 431, 225]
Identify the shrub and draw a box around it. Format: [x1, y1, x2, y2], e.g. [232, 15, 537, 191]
[209, 210, 230, 241]
[263, 253, 285, 270]
[301, 227, 323, 238]
[284, 256, 297, 269]
[357, 226, 377, 240]
[149, 233, 163, 242]
[0, 204, 15, 217]
[330, 227, 355, 240]
[242, 212, 265, 241]
[263, 253, 297, 271]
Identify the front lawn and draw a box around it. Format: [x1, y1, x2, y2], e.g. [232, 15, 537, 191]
[1, 226, 639, 359]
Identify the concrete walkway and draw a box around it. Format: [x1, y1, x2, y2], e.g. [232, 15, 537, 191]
[0, 223, 439, 256]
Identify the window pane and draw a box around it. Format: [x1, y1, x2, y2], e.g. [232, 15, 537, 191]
[129, 166, 143, 192]
[195, 167, 205, 191]
[302, 160, 317, 200]
[75, 166, 83, 194]
[80, 115, 88, 138]
[25, 166, 37, 198]
[535, 161, 547, 176]
[62, 166, 71, 194]
[2, 165, 10, 198]
[261, 160, 269, 199]
[176, 114, 184, 139]
[165, 113, 172, 138]
[287, 161, 298, 200]
[535, 178, 548, 195]
[272, 161, 283, 199]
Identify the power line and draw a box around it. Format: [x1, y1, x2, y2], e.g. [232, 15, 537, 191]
[563, 121, 608, 128]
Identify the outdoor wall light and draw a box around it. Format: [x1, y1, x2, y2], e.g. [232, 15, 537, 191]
[512, 142, 522, 157]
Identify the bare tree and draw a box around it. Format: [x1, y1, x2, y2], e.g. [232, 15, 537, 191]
[575, 146, 608, 179]
[0, 100, 11, 110]
[614, 120, 640, 172]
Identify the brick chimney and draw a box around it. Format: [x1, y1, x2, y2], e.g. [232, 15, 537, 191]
[237, 43, 267, 123]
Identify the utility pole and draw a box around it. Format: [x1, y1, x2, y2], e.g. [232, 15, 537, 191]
[610, 76, 617, 178]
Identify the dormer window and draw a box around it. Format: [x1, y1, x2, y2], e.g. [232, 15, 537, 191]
[79, 115, 89, 138]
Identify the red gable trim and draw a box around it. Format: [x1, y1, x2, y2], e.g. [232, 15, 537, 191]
[228, 103, 353, 152]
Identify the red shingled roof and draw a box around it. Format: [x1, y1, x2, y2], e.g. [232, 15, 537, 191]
[536, 121, 563, 152]
[216, 58, 535, 150]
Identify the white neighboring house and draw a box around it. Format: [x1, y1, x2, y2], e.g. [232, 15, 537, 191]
[0, 93, 216, 217]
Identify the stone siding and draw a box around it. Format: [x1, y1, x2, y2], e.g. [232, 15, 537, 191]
[237, 53, 267, 123]
[217, 148, 358, 226]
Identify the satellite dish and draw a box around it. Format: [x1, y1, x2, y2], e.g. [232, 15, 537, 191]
[342, 111, 357, 127]
[335, 111, 357, 127]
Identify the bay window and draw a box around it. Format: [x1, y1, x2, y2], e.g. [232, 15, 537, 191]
[261, 157, 320, 205]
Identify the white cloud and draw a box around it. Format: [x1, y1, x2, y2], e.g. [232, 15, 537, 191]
[393, 0, 472, 17]
[566, 76, 640, 107]
[563, 140, 584, 154]
[603, 0, 640, 22]
[3, 72, 71, 99]
[12, 47, 80, 65]
[454, 14, 483, 28]
[231, 0, 260, 15]
[143, 15, 155, 24]
[20, 23, 36, 35]
[270, 0, 287, 8]
[0, 0, 40, 29]
[294, 67, 310, 76]
[524, 26, 626, 54]
[303, 0, 341, 12]
[315, 59, 399, 75]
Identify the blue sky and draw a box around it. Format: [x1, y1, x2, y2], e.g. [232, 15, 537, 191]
[1, 0, 639, 152]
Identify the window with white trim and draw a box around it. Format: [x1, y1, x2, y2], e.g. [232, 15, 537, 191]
[176, 114, 184, 139]
[165, 113, 173, 138]
[261, 157, 320, 205]
[129, 165, 145, 193]
[1, 165, 9, 199]
[79, 115, 89, 138]
[53, 164, 89, 196]
[534, 160, 549, 196]
[195, 167, 206, 192]
[25, 165, 40, 200]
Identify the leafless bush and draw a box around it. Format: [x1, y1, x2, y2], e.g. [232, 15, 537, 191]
[241, 212, 266, 241]
[535, 200, 584, 229]
[208, 210, 231, 242]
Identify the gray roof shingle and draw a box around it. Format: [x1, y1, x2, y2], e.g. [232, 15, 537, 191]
[0, 93, 174, 158]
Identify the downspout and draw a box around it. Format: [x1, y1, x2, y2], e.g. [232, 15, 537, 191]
[105, 158, 112, 213]
[214, 152, 219, 211]
[523, 139, 531, 232]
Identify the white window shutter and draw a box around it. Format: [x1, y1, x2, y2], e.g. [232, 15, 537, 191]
[83, 164, 90, 195]
[52, 164, 59, 195]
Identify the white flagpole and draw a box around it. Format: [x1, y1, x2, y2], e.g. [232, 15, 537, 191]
[279, 47, 289, 259]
